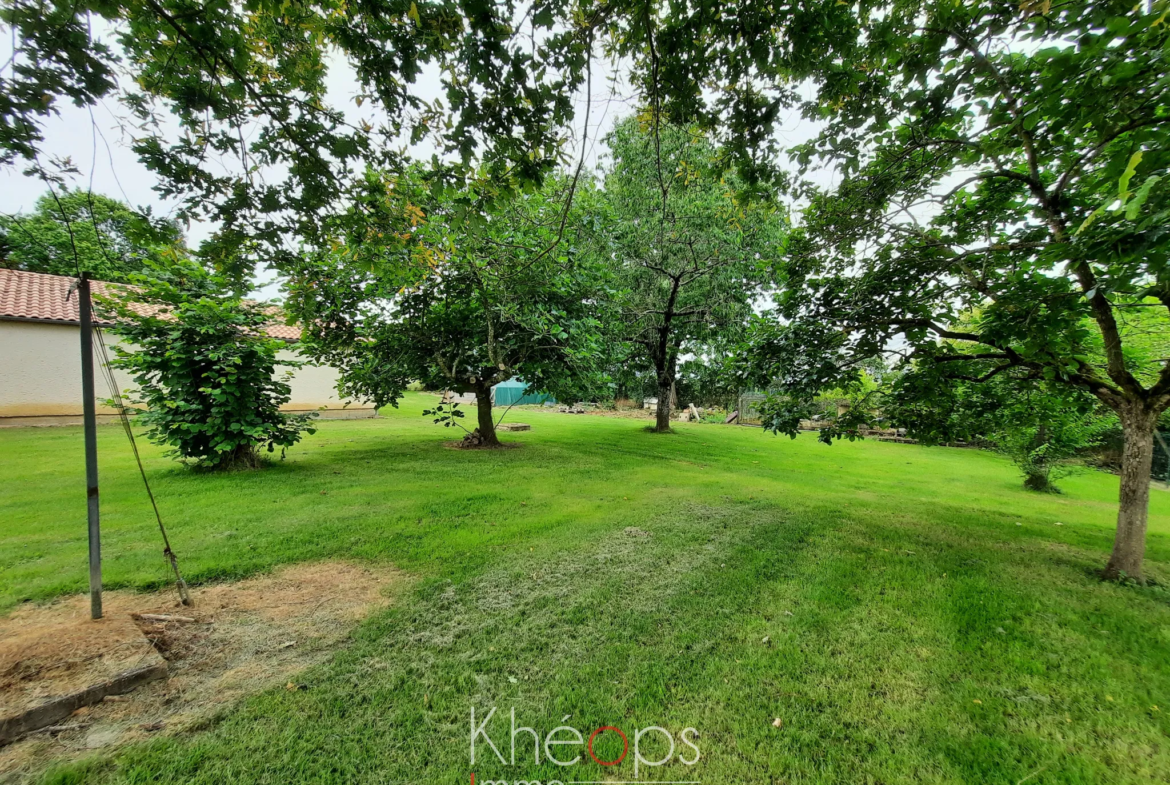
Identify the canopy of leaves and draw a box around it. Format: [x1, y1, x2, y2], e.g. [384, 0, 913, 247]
[101, 262, 316, 468]
[0, 189, 183, 282]
[747, 1, 1170, 435]
[286, 170, 609, 410]
[3, 0, 837, 289]
[594, 117, 787, 392]
[3, 0, 604, 283]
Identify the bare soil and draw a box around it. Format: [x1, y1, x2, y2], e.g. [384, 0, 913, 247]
[442, 440, 520, 450]
[0, 561, 403, 781]
[1, 607, 161, 720]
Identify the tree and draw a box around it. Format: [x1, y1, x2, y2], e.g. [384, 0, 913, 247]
[287, 172, 607, 447]
[3, 1, 829, 292]
[601, 340, 652, 404]
[596, 117, 786, 432]
[0, 189, 183, 282]
[102, 262, 316, 469]
[2, 0, 606, 284]
[886, 361, 1112, 493]
[674, 336, 746, 412]
[676, 354, 737, 411]
[747, 1, 1170, 580]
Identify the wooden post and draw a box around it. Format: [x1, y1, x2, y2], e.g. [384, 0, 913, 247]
[78, 274, 102, 620]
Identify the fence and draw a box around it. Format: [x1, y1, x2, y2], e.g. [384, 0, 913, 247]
[737, 392, 767, 426]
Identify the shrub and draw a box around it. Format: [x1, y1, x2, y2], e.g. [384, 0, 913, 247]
[886, 364, 1112, 493]
[102, 263, 316, 469]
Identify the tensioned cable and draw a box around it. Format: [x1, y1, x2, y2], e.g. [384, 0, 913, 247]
[21, 104, 192, 605]
[93, 323, 192, 606]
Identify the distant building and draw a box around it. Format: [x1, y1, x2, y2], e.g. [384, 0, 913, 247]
[0, 269, 376, 426]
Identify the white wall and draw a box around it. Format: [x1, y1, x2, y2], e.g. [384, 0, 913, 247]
[0, 320, 374, 425]
[0, 321, 135, 419]
[275, 347, 373, 413]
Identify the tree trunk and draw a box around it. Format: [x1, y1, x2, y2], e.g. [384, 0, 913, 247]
[1023, 468, 1052, 493]
[654, 379, 674, 432]
[475, 384, 501, 446]
[1022, 424, 1053, 492]
[1103, 401, 1157, 581]
[223, 443, 259, 470]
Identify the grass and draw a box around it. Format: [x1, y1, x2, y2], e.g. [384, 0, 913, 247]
[2, 392, 1169, 784]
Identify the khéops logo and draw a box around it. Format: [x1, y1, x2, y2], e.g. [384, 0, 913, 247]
[470, 707, 701, 785]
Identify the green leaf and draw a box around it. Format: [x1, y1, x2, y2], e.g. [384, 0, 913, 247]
[1125, 175, 1161, 221]
[1075, 205, 1106, 236]
[1117, 150, 1143, 206]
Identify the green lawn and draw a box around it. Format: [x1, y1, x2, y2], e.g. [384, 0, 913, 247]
[3, 393, 1169, 784]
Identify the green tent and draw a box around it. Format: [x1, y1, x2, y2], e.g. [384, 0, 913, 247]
[493, 378, 555, 406]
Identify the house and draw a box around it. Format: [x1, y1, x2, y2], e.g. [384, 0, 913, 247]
[0, 269, 377, 426]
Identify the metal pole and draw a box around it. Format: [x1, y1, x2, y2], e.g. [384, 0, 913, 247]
[79, 274, 102, 620]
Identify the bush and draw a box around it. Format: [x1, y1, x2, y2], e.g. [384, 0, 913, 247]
[886, 364, 1112, 493]
[995, 418, 1107, 493]
[102, 263, 316, 469]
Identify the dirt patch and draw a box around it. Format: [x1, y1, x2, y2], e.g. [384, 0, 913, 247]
[1, 611, 162, 718]
[504, 404, 657, 421]
[0, 561, 403, 780]
[583, 408, 654, 420]
[442, 440, 521, 450]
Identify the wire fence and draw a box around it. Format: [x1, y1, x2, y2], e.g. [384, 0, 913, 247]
[737, 392, 767, 426]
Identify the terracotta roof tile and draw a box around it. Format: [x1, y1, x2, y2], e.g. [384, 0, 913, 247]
[0, 268, 118, 324]
[0, 268, 301, 340]
[262, 319, 301, 341]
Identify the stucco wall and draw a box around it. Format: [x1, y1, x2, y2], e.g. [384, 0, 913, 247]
[275, 347, 372, 414]
[0, 320, 374, 425]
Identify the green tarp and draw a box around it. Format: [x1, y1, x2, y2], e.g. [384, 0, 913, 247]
[494, 378, 554, 406]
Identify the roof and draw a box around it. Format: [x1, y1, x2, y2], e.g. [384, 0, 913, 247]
[0, 268, 121, 325]
[0, 268, 301, 340]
